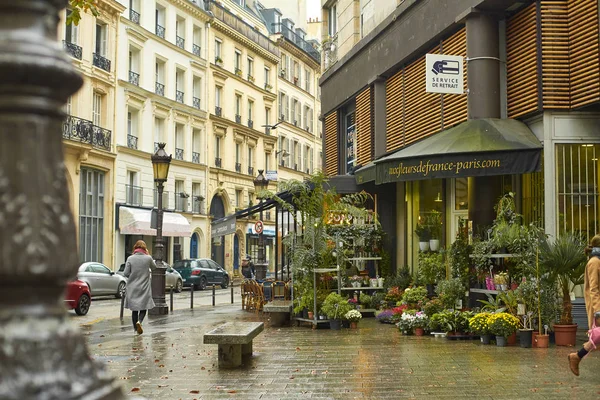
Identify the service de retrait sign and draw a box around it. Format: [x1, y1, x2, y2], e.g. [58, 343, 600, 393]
[426, 54, 464, 94]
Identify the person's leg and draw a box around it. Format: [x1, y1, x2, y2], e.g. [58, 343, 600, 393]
[132, 311, 139, 332]
[569, 340, 594, 376]
[134, 310, 144, 335]
[138, 310, 146, 324]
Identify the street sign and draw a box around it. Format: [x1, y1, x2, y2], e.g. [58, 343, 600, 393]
[425, 54, 464, 94]
[254, 220, 264, 234]
[265, 170, 277, 180]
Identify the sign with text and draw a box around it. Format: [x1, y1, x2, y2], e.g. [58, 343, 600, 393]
[265, 170, 277, 181]
[426, 54, 464, 94]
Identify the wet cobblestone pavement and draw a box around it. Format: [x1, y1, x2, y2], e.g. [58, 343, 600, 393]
[83, 305, 600, 399]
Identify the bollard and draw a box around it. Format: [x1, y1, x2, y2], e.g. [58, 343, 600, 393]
[190, 284, 194, 309]
[170, 287, 174, 313]
[120, 289, 125, 320]
[212, 284, 216, 306]
[231, 284, 234, 304]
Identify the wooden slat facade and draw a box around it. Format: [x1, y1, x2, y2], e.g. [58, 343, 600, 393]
[324, 111, 338, 177]
[356, 87, 373, 167]
[441, 27, 468, 128]
[385, 67, 404, 151]
[540, 1, 570, 109]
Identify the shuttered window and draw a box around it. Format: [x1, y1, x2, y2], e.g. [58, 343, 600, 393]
[356, 87, 373, 166]
[324, 111, 338, 176]
[541, 1, 569, 109]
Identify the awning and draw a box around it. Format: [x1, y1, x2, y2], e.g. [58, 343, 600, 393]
[211, 216, 237, 238]
[354, 162, 376, 184]
[118, 206, 191, 237]
[373, 118, 542, 184]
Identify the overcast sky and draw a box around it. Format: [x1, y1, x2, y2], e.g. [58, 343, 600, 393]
[307, 0, 320, 19]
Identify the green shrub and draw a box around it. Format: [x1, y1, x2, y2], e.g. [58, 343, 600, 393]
[435, 278, 465, 309]
[321, 293, 353, 320]
[401, 286, 428, 305]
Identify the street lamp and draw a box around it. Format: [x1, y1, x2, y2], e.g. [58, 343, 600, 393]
[150, 142, 172, 315]
[253, 170, 269, 267]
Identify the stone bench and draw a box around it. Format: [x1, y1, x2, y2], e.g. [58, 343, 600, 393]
[263, 300, 292, 327]
[203, 322, 264, 368]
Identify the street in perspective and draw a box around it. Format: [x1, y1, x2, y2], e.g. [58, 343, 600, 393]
[5, 0, 600, 399]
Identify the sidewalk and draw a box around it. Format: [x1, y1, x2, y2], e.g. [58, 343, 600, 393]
[86, 305, 600, 399]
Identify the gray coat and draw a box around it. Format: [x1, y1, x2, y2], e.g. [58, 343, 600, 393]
[124, 253, 156, 311]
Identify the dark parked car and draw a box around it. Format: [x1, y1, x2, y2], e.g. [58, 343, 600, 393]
[173, 258, 230, 290]
[64, 279, 91, 316]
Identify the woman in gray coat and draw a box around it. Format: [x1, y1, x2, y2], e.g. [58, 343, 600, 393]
[124, 240, 156, 334]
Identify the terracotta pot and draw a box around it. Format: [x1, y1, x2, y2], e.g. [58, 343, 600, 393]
[507, 332, 517, 345]
[350, 321, 358, 329]
[531, 331, 539, 348]
[307, 311, 314, 320]
[554, 324, 578, 346]
[415, 327, 425, 336]
[535, 334, 550, 348]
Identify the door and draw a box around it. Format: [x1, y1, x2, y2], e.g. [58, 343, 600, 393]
[210, 195, 226, 268]
[233, 234, 240, 274]
[450, 178, 469, 243]
[190, 233, 198, 258]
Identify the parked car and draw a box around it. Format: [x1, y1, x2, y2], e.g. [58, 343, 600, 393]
[64, 279, 91, 316]
[116, 262, 183, 293]
[173, 258, 230, 290]
[77, 262, 127, 298]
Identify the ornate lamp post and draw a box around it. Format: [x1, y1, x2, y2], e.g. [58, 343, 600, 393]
[150, 143, 171, 315]
[253, 170, 269, 265]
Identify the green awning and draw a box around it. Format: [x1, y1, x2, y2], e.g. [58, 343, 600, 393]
[374, 118, 542, 184]
[354, 162, 376, 184]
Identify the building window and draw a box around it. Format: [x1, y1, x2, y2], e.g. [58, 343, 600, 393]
[234, 50, 242, 75]
[154, 118, 164, 150]
[280, 54, 286, 78]
[126, 170, 141, 206]
[176, 69, 185, 103]
[309, 148, 314, 174]
[215, 86, 222, 108]
[92, 92, 102, 126]
[65, 10, 79, 44]
[278, 92, 289, 121]
[304, 145, 309, 173]
[265, 152, 270, 171]
[215, 136, 221, 163]
[193, 25, 202, 57]
[192, 182, 203, 213]
[79, 168, 104, 262]
[264, 67, 270, 89]
[235, 94, 242, 120]
[65, 95, 72, 115]
[305, 68, 311, 93]
[236, 189, 243, 208]
[247, 100, 253, 124]
[95, 23, 107, 57]
[328, 5, 337, 37]
[215, 39, 222, 63]
[127, 109, 139, 149]
[248, 146, 254, 172]
[192, 129, 202, 164]
[176, 16, 185, 49]
[155, 6, 166, 38]
[155, 59, 165, 95]
[193, 76, 201, 109]
[128, 47, 140, 85]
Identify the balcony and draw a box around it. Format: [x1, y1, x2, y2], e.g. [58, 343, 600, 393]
[176, 90, 184, 103]
[192, 197, 204, 214]
[175, 192, 188, 212]
[175, 148, 184, 160]
[129, 70, 139, 86]
[92, 53, 111, 72]
[153, 189, 169, 209]
[215, 157, 222, 167]
[63, 40, 82, 60]
[193, 44, 201, 57]
[265, 127, 271, 135]
[192, 151, 200, 164]
[125, 184, 143, 207]
[62, 115, 111, 151]
[176, 35, 185, 49]
[234, 68, 242, 77]
[235, 162, 241, 173]
[248, 119, 253, 129]
[264, 83, 272, 92]
[129, 9, 140, 24]
[155, 82, 165, 96]
[248, 166, 254, 176]
[207, 1, 280, 58]
[215, 106, 222, 117]
[271, 23, 320, 64]
[235, 114, 241, 124]
[323, 34, 338, 71]
[193, 97, 201, 109]
[127, 134, 138, 149]
[215, 57, 223, 67]
[247, 74, 255, 84]
[156, 24, 165, 39]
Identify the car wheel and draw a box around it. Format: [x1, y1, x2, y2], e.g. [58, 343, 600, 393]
[221, 275, 229, 289]
[75, 293, 90, 316]
[175, 279, 183, 293]
[115, 282, 125, 299]
[199, 276, 207, 290]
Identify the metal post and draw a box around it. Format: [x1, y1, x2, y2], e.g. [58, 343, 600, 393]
[275, 204, 279, 281]
[231, 284, 234, 304]
[258, 198, 265, 265]
[212, 284, 216, 306]
[150, 180, 168, 315]
[190, 284, 194, 309]
[170, 287, 174, 312]
[120, 290, 126, 320]
[0, 1, 124, 398]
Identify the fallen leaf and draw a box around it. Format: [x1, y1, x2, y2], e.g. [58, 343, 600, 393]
[131, 388, 140, 392]
[158, 364, 165, 368]
[201, 367, 206, 370]
[158, 384, 169, 388]
[190, 390, 200, 394]
[155, 359, 160, 363]
[228, 390, 237, 393]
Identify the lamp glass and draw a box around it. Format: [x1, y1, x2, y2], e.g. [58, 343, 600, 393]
[153, 161, 170, 182]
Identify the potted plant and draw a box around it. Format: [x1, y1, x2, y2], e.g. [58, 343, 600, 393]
[488, 312, 520, 347]
[215, 56, 223, 65]
[396, 309, 416, 334]
[401, 286, 428, 307]
[540, 232, 587, 346]
[418, 252, 445, 295]
[321, 292, 353, 330]
[345, 309, 362, 329]
[435, 278, 465, 310]
[449, 217, 473, 289]
[422, 298, 444, 317]
[469, 312, 492, 344]
[359, 294, 372, 309]
[519, 312, 535, 348]
[415, 222, 431, 251]
[426, 210, 442, 251]
[412, 311, 429, 336]
[375, 309, 395, 324]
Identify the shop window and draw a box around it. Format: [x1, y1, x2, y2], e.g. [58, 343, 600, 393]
[454, 178, 468, 210]
[522, 170, 544, 226]
[344, 110, 356, 174]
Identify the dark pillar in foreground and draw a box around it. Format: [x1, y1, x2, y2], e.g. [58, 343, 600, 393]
[466, 12, 502, 233]
[0, 1, 123, 398]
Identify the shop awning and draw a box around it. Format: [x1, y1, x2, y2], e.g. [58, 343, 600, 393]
[118, 206, 191, 237]
[354, 162, 376, 184]
[372, 118, 542, 184]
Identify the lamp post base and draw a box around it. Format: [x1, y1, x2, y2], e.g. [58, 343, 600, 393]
[149, 304, 169, 315]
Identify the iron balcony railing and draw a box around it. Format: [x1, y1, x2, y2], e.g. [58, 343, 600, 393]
[156, 24, 165, 39]
[176, 90, 184, 103]
[129, 70, 139, 86]
[153, 189, 169, 209]
[235, 114, 241, 124]
[63, 40, 82, 60]
[248, 119, 253, 129]
[248, 166, 254, 176]
[155, 82, 165, 96]
[125, 184, 143, 207]
[129, 9, 140, 25]
[192, 197, 204, 214]
[175, 193, 188, 212]
[207, 1, 280, 58]
[323, 34, 338, 71]
[62, 115, 111, 151]
[271, 23, 320, 64]
[215, 106, 222, 117]
[92, 53, 111, 72]
[235, 162, 241, 173]
[176, 35, 185, 49]
[193, 97, 200, 109]
[192, 152, 200, 164]
[265, 127, 271, 135]
[193, 44, 201, 57]
[175, 148, 184, 160]
[127, 134, 138, 149]
[215, 157, 222, 167]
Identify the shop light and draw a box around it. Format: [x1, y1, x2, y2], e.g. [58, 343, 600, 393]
[434, 192, 443, 202]
[582, 144, 594, 147]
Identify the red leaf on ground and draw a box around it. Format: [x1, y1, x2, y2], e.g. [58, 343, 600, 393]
[190, 390, 200, 394]
[228, 390, 237, 393]
[154, 359, 160, 363]
[131, 388, 140, 392]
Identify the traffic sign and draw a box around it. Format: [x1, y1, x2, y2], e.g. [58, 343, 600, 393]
[254, 220, 264, 234]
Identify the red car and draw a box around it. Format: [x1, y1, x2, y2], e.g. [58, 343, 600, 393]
[65, 279, 91, 316]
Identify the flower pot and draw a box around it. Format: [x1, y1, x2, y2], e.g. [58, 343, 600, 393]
[511, 282, 519, 290]
[415, 327, 425, 336]
[350, 322, 358, 329]
[531, 331, 539, 348]
[507, 332, 517, 345]
[378, 278, 384, 287]
[517, 303, 526, 316]
[554, 324, 578, 346]
[429, 239, 440, 252]
[307, 311, 314, 320]
[329, 319, 341, 330]
[480, 334, 491, 345]
[426, 284, 436, 297]
[342, 320, 350, 329]
[495, 336, 507, 347]
[419, 241, 430, 251]
[519, 329, 533, 348]
[370, 278, 378, 287]
[535, 334, 550, 348]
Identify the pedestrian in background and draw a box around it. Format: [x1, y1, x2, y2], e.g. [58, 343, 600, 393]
[568, 234, 600, 375]
[241, 255, 255, 279]
[124, 240, 156, 335]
